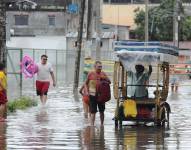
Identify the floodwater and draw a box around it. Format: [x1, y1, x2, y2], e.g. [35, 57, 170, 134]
[2, 80, 191, 150]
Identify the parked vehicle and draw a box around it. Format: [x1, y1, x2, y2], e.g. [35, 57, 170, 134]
[113, 41, 179, 127]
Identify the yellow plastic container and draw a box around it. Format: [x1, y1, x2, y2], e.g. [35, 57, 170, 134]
[123, 100, 137, 117]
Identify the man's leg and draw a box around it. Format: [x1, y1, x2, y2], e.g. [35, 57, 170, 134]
[40, 95, 47, 105]
[91, 113, 96, 126]
[36, 81, 44, 104]
[40, 95, 43, 104]
[98, 103, 105, 125]
[43, 95, 48, 104]
[100, 112, 104, 125]
[89, 96, 97, 126]
[41, 82, 49, 105]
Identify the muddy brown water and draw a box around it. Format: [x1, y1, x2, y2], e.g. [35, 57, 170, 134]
[1, 81, 191, 150]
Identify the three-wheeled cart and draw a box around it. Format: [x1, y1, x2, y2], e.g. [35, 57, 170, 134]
[113, 41, 179, 127]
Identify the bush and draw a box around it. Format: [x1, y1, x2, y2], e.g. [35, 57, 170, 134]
[7, 96, 38, 113]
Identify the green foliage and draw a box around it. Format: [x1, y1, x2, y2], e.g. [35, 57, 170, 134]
[133, 0, 191, 41]
[134, 9, 145, 40]
[181, 16, 191, 40]
[7, 96, 37, 113]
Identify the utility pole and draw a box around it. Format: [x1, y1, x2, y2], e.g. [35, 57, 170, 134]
[173, 0, 181, 48]
[145, 0, 149, 44]
[86, 0, 92, 40]
[85, 0, 93, 58]
[73, 0, 86, 96]
[95, 0, 101, 61]
[0, 0, 6, 64]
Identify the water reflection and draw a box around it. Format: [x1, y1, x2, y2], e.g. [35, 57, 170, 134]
[169, 92, 180, 101]
[115, 126, 170, 150]
[6, 83, 191, 149]
[81, 126, 108, 150]
[34, 108, 53, 147]
[0, 123, 6, 150]
[35, 108, 49, 124]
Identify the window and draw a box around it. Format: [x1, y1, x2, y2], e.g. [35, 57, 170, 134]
[15, 15, 28, 25]
[48, 15, 55, 26]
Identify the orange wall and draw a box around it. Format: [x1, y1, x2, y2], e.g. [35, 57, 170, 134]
[102, 4, 145, 29]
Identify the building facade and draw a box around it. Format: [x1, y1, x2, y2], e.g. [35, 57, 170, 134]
[6, 11, 79, 36]
[6, 0, 78, 37]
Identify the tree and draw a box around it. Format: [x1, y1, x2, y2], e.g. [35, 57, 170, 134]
[181, 16, 191, 40]
[134, 0, 191, 41]
[0, 0, 6, 64]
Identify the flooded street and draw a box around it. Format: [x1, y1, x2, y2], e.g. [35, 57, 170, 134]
[1, 0, 191, 149]
[1, 80, 191, 149]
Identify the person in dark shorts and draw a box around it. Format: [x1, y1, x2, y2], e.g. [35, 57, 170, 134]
[85, 61, 110, 126]
[36, 55, 56, 105]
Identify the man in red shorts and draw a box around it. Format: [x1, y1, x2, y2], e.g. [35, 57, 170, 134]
[85, 61, 110, 126]
[36, 55, 56, 105]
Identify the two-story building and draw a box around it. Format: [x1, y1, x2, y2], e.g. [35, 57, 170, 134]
[6, 0, 77, 37]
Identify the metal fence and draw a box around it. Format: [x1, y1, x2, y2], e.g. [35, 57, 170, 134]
[9, 48, 189, 100]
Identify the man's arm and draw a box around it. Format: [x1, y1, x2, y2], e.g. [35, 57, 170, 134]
[127, 70, 133, 77]
[50, 72, 56, 87]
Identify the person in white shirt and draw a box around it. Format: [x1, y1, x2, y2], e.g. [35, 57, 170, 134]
[36, 54, 56, 105]
[127, 64, 152, 99]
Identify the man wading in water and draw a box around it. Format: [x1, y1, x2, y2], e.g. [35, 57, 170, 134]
[85, 61, 110, 126]
[36, 55, 56, 105]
